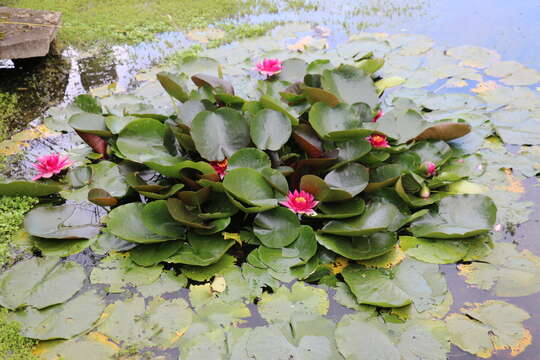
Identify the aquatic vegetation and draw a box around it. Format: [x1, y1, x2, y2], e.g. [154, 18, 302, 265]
[0, 195, 37, 266]
[0, 308, 37, 360]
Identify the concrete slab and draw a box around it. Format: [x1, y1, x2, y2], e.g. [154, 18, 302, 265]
[0, 7, 61, 60]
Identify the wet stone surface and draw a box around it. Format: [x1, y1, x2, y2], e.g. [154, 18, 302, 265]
[0, 6, 61, 59]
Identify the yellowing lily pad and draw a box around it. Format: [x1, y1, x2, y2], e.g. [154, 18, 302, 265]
[446, 300, 531, 358]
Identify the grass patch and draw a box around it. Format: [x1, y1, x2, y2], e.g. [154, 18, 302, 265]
[207, 22, 281, 48]
[0, 195, 38, 267]
[3, 0, 261, 47]
[0, 308, 37, 360]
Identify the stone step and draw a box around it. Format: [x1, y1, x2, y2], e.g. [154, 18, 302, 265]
[0, 6, 61, 60]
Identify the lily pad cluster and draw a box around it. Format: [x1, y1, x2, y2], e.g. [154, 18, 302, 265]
[2, 55, 497, 306]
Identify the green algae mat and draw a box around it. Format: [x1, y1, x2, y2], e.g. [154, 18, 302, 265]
[1, 28, 540, 359]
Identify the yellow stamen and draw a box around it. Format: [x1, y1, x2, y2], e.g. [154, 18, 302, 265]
[295, 197, 306, 203]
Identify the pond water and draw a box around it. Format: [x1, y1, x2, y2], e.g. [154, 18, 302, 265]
[1, 0, 540, 359]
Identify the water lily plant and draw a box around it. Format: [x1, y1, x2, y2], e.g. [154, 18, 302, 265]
[255, 58, 283, 76]
[32, 153, 73, 181]
[280, 190, 319, 216]
[1, 54, 497, 322]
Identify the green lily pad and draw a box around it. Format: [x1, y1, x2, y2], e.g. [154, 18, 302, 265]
[24, 204, 100, 239]
[314, 197, 366, 219]
[244, 314, 342, 360]
[324, 163, 370, 198]
[98, 296, 193, 348]
[0, 257, 85, 310]
[410, 140, 452, 166]
[458, 242, 540, 297]
[116, 118, 177, 164]
[320, 200, 405, 236]
[250, 109, 292, 151]
[321, 65, 378, 107]
[90, 231, 137, 255]
[228, 148, 272, 171]
[165, 232, 234, 266]
[308, 102, 371, 140]
[130, 241, 183, 266]
[69, 113, 111, 137]
[137, 270, 188, 298]
[259, 94, 299, 125]
[0, 180, 63, 196]
[446, 300, 531, 358]
[335, 310, 450, 360]
[32, 333, 119, 360]
[9, 291, 105, 340]
[33, 237, 92, 257]
[190, 108, 250, 161]
[316, 232, 397, 260]
[90, 253, 163, 293]
[141, 200, 187, 238]
[253, 207, 301, 248]
[223, 168, 278, 207]
[181, 254, 236, 282]
[277, 58, 308, 82]
[343, 258, 447, 310]
[409, 195, 497, 238]
[156, 71, 190, 102]
[258, 282, 329, 323]
[107, 203, 175, 243]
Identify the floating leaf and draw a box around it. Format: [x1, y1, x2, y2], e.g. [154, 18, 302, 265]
[250, 109, 292, 151]
[107, 203, 175, 243]
[223, 168, 278, 207]
[157, 72, 190, 102]
[321, 200, 405, 236]
[90, 253, 163, 292]
[410, 195, 497, 239]
[228, 148, 271, 171]
[69, 113, 111, 137]
[0, 257, 85, 310]
[336, 309, 450, 360]
[321, 65, 378, 107]
[9, 291, 105, 340]
[343, 258, 447, 310]
[309, 102, 371, 140]
[0, 181, 62, 196]
[165, 232, 234, 266]
[191, 108, 250, 161]
[458, 242, 540, 297]
[130, 241, 183, 267]
[24, 204, 100, 239]
[142, 200, 187, 238]
[98, 296, 192, 348]
[258, 282, 329, 323]
[33, 332, 119, 360]
[446, 300, 531, 358]
[316, 232, 397, 260]
[245, 314, 341, 359]
[399, 235, 488, 264]
[314, 197, 366, 219]
[253, 207, 301, 248]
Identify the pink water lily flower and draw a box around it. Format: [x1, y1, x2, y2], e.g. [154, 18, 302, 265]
[32, 153, 73, 181]
[210, 159, 228, 179]
[366, 134, 390, 148]
[422, 161, 437, 177]
[280, 190, 319, 216]
[372, 110, 384, 123]
[255, 58, 283, 76]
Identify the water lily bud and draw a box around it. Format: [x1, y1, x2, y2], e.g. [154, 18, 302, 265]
[419, 184, 430, 199]
[420, 161, 436, 177]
